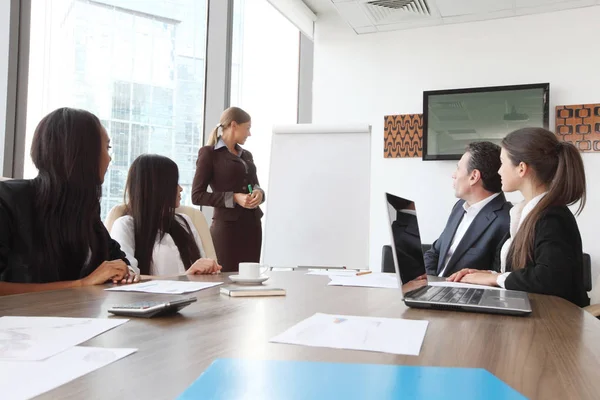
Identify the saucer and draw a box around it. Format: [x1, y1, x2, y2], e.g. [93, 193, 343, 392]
[229, 274, 269, 284]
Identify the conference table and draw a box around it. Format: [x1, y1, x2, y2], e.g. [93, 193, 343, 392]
[1, 271, 600, 399]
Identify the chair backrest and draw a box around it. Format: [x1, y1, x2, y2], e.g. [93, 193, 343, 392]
[381, 245, 394, 273]
[176, 205, 217, 260]
[583, 253, 592, 292]
[382, 244, 432, 274]
[104, 204, 217, 261]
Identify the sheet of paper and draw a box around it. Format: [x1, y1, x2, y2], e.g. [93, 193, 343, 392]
[270, 313, 428, 356]
[428, 281, 505, 291]
[105, 280, 223, 294]
[327, 273, 399, 289]
[0, 346, 137, 400]
[0, 317, 127, 361]
[306, 270, 359, 277]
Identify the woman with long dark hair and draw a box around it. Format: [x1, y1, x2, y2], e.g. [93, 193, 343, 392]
[449, 127, 589, 307]
[191, 107, 265, 272]
[0, 107, 138, 295]
[111, 155, 221, 276]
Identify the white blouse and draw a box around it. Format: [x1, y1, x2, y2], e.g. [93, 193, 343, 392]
[111, 213, 206, 276]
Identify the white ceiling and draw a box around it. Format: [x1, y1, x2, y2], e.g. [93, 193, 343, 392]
[303, 0, 600, 34]
[302, 0, 337, 13]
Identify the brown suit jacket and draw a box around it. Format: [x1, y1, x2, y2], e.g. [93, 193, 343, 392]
[191, 144, 264, 221]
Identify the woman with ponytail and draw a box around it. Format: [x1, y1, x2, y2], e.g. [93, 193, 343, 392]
[191, 107, 265, 272]
[448, 127, 589, 307]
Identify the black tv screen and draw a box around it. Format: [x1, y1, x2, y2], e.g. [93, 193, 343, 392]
[422, 83, 549, 160]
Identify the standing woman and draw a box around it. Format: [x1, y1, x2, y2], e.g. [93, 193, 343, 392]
[0, 108, 138, 295]
[192, 107, 265, 272]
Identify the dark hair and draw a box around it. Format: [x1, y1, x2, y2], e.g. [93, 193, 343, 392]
[502, 127, 586, 270]
[207, 106, 251, 146]
[124, 154, 201, 274]
[465, 141, 502, 193]
[30, 107, 107, 281]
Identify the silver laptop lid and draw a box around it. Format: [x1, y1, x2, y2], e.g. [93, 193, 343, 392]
[385, 193, 428, 294]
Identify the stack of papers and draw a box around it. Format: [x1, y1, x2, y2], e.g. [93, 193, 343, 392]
[270, 313, 428, 356]
[328, 273, 399, 289]
[105, 280, 223, 294]
[0, 317, 127, 361]
[0, 317, 136, 400]
[0, 347, 136, 400]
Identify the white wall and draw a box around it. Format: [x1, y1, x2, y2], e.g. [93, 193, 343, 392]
[311, 7, 600, 296]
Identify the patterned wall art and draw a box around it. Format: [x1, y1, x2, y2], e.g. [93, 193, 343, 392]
[384, 114, 423, 158]
[555, 103, 600, 152]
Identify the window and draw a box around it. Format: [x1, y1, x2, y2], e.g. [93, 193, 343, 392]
[230, 0, 300, 205]
[25, 0, 208, 220]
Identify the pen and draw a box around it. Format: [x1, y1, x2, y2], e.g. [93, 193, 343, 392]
[248, 184, 253, 194]
[356, 271, 372, 276]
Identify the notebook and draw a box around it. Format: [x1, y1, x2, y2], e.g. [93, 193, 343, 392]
[177, 358, 527, 400]
[220, 286, 286, 297]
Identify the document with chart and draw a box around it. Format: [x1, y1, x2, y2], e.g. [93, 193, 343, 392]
[105, 280, 222, 294]
[270, 313, 428, 356]
[0, 316, 128, 361]
[0, 346, 137, 400]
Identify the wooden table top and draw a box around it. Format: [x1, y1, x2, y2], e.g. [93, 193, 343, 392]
[1, 271, 599, 399]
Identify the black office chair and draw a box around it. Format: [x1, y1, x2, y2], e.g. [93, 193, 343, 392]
[381, 244, 432, 273]
[583, 253, 592, 292]
[580, 253, 600, 319]
[381, 245, 394, 273]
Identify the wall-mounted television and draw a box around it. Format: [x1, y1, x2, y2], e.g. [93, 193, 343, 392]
[422, 83, 549, 161]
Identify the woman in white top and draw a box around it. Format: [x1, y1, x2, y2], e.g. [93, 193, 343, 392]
[111, 155, 222, 276]
[448, 127, 589, 307]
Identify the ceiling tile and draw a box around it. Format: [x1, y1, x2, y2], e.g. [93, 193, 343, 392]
[435, 0, 514, 17]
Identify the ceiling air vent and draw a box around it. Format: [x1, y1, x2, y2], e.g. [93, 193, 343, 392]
[365, 0, 431, 23]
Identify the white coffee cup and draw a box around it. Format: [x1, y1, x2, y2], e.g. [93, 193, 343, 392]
[238, 262, 269, 279]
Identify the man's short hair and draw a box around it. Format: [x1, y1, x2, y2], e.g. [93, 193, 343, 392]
[465, 141, 502, 193]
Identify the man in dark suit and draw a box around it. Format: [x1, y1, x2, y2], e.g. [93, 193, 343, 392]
[424, 142, 511, 277]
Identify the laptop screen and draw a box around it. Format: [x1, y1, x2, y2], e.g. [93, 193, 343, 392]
[385, 193, 428, 291]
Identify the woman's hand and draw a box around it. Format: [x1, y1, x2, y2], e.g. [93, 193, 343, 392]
[118, 267, 140, 284]
[447, 268, 492, 282]
[80, 260, 135, 286]
[234, 193, 251, 208]
[186, 258, 222, 275]
[247, 189, 263, 209]
[459, 272, 499, 287]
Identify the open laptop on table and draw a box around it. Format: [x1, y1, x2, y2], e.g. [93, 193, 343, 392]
[385, 192, 531, 316]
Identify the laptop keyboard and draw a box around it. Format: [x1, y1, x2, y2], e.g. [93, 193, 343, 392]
[411, 286, 484, 305]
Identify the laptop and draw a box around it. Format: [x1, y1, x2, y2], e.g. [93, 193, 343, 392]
[385, 192, 532, 316]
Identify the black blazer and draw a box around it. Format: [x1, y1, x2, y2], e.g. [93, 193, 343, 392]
[424, 193, 511, 277]
[191, 144, 264, 221]
[0, 179, 129, 283]
[494, 206, 589, 308]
